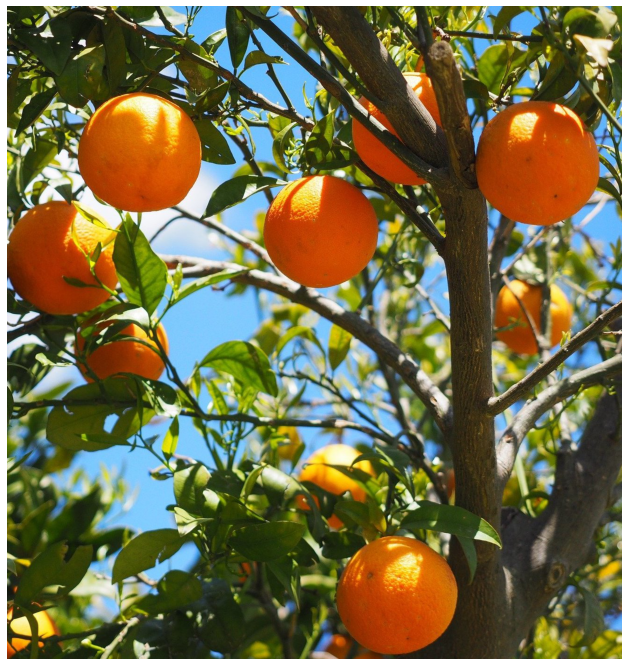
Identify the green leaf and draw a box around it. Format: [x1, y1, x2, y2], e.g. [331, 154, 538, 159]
[271, 121, 298, 174]
[72, 200, 114, 230]
[17, 139, 58, 193]
[102, 19, 127, 92]
[266, 557, 301, 610]
[201, 340, 278, 396]
[194, 118, 236, 165]
[174, 463, 211, 515]
[229, 521, 305, 562]
[596, 178, 622, 206]
[477, 44, 510, 95]
[571, 588, 605, 647]
[162, 415, 179, 460]
[328, 325, 353, 371]
[15, 542, 93, 607]
[401, 501, 502, 547]
[226, 7, 250, 69]
[118, 6, 186, 26]
[321, 531, 366, 559]
[197, 579, 245, 653]
[276, 325, 324, 357]
[258, 465, 303, 504]
[204, 175, 285, 218]
[112, 529, 187, 583]
[133, 570, 202, 615]
[15, 19, 73, 75]
[456, 536, 478, 584]
[243, 50, 286, 71]
[46, 378, 152, 452]
[179, 39, 217, 93]
[172, 268, 245, 305]
[534, 51, 578, 101]
[16, 88, 56, 135]
[333, 499, 371, 527]
[113, 216, 167, 316]
[7, 386, 14, 421]
[563, 7, 618, 39]
[304, 111, 335, 167]
[492, 7, 526, 36]
[55, 46, 109, 108]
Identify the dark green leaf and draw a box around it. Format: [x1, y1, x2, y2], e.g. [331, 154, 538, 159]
[102, 19, 127, 92]
[112, 529, 187, 583]
[203, 175, 285, 218]
[15, 542, 93, 607]
[321, 531, 366, 559]
[243, 50, 286, 71]
[328, 324, 353, 371]
[271, 120, 298, 174]
[229, 521, 305, 562]
[266, 557, 301, 609]
[55, 46, 109, 107]
[113, 216, 167, 316]
[174, 463, 211, 514]
[194, 118, 236, 165]
[226, 7, 250, 68]
[304, 111, 335, 167]
[456, 536, 478, 584]
[16, 19, 73, 75]
[16, 88, 56, 135]
[172, 268, 245, 305]
[17, 139, 58, 192]
[46, 377, 152, 452]
[201, 340, 278, 397]
[477, 44, 510, 95]
[401, 501, 502, 547]
[133, 570, 202, 615]
[197, 579, 245, 653]
[534, 51, 577, 101]
[571, 588, 605, 647]
[596, 178, 622, 206]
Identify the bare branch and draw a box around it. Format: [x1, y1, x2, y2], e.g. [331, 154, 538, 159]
[496, 355, 621, 486]
[159, 254, 453, 433]
[488, 301, 622, 416]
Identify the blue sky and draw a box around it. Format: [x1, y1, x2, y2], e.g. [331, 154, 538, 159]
[12, 7, 621, 608]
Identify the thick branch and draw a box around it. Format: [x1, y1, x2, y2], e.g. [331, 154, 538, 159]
[424, 40, 477, 188]
[245, 8, 450, 189]
[488, 301, 622, 416]
[310, 7, 450, 178]
[159, 255, 453, 433]
[496, 355, 621, 487]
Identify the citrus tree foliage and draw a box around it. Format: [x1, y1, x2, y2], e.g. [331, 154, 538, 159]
[7, 5, 621, 659]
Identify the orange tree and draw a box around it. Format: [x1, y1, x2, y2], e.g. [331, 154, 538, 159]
[7, 6, 621, 659]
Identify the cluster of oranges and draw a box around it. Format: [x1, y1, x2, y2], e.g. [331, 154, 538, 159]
[7, 93, 202, 382]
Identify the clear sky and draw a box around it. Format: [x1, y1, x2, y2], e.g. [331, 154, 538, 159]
[12, 7, 622, 611]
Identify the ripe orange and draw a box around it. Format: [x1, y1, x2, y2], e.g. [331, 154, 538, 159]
[276, 426, 302, 461]
[324, 634, 383, 659]
[76, 317, 169, 382]
[495, 279, 573, 355]
[352, 72, 442, 185]
[7, 202, 117, 315]
[7, 607, 60, 658]
[336, 536, 457, 654]
[298, 444, 374, 529]
[476, 101, 599, 225]
[263, 175, 379, 288]
[78, 93, 201, 212]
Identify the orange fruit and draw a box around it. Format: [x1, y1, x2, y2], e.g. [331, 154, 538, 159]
[263, 175, 379, 288]
[76, 316, 168, 381]
[298, 444, 374, 529]
[276, 426, 302, 461]
[7, 202, 117, 315]
[324, 634, 383, 658]
[238, 562, 252, 583]
[476, 101, 599, 225]
[352, 72, 442, 185]
[7, 607, 60, 658]
[495, 279, 573, 355]
[336, 536, 457, 654]
[78, 93, 201, 212]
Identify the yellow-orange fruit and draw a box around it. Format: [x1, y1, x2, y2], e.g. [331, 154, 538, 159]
[352, 72, 442, 185]
[476, 101, 599, 225]
[78, 93, 201, 212]
[7, 607, 60, 658]
[298, 444, 374, 529]
[276, 426, 302, 461]
[324, 634, 383, 659]
[7, 202, 117, 315]
[336, 536, 457, 654]
[264, 175, 379, 288]
[77, 318, 168, 381]
[495, 279, 573, 355]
